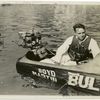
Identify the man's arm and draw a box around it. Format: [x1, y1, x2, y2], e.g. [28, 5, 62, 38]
[51, 36, 73, 63]
[56, 36, 73, 55]
[89, 38, 100, 58]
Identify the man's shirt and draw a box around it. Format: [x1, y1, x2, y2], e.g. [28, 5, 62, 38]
[51, 35, 100, 64]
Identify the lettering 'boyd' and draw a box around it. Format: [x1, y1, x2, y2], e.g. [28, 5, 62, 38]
[38, 68, 56, 77]
[68, 72, 99, 91]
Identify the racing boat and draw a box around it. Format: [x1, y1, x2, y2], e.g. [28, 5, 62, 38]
[16, 50, 100, 95]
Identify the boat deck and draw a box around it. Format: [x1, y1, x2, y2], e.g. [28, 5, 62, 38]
[19, 56, 100, 76]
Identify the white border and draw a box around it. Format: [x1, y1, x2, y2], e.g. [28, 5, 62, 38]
[0, 0, 100, 4]
[0, 95, 100, 100]
[0, 0, 100, 99]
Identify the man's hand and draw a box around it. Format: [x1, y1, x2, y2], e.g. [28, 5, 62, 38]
[78, 60, 89, 65]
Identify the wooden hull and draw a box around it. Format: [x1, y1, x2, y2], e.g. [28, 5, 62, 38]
[16, 55, 100, 95]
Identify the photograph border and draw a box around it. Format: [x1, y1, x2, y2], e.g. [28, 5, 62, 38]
[0, 0, 100, 99]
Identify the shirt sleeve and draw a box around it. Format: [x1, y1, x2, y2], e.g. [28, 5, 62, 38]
[51, 36, 73, 62]
[56, 36, 73, 55]
[89, 38, 100, 58]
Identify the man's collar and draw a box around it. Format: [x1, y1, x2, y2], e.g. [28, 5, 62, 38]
[75, 35, 89, 43]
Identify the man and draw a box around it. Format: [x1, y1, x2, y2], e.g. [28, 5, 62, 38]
[41, 23, 100, 65]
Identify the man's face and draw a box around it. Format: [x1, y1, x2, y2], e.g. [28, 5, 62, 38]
[75, 28, 86, 41]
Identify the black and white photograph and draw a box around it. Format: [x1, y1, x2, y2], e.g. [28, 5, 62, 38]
[0, 0, 100, 98]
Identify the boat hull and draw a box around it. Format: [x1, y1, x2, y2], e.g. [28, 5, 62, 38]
[16, 56, 100, 95]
